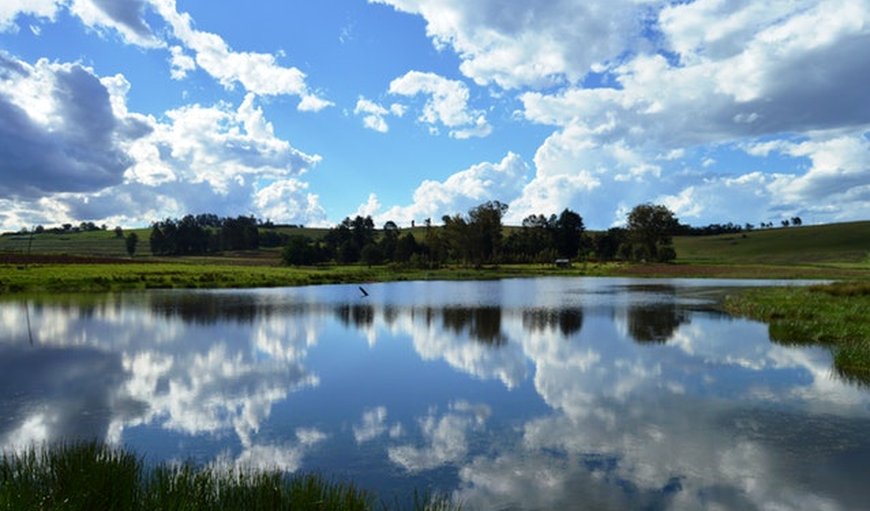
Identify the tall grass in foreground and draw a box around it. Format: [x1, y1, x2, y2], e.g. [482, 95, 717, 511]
[0, 442, 458, 511]
[724, 282, 870, 385]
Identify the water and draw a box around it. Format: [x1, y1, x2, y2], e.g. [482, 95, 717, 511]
[1, 277, 868, 510]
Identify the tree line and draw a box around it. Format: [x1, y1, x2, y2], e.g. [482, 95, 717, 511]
[148, 214, 264, 255]
[281, 201, 681, 267]
[141, 201, 802, 266]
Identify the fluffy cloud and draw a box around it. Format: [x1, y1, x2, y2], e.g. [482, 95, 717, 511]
[150, 0, 332, 110]
[358, 152, 528, 226]
[0, 0, 62, 32]
[371, 0, 645, 89]
[254, 180, 328, 227]
[69, 0, 163, 47]
[3, 0, 331, 109]
[389, 71, 491, 138]
[503, 0, 870, 226]
[0, 53, 148, 200]
[0, 52, 327, 230]
[353, 97, 405, 133]
[168, 45, 195, 80]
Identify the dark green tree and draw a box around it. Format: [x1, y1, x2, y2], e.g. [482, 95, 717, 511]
[381, 220, 399, 261]
[626, 204, 679, 262]
[220, 216, 259, 251]
[594, 227, 628, 261]
[125, 232, 138, 257]
[394, 233, 420, 263]
[149, 222, 169, 255]
[467, 200, 508, 266]
[360, 243, 384, 267]
[552, 208, 586, 259]
[441, 214, 471, 264]
[282, 235, 319, 265]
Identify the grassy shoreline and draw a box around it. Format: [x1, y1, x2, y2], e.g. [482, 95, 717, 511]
[1, 258, 867, 295]
[723, 282, 870, 384]
[0, 442, 454, 511]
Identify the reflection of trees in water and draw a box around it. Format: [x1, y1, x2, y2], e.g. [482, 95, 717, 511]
[442, 306, 506, 346]
[147, 294, 313, 325]
[382, 304, 399, 326]
[150, 294, 259, 325]
[626, 304, 688, 344]
[522, 308, 584, 337]
[335, 304, 375, 328]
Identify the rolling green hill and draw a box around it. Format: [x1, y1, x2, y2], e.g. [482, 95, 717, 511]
[0, 228, 153, 257]
[673, 221, 870, 266]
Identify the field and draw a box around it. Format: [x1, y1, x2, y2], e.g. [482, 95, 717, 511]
[0, 228, 152, 257]
[1, 221, 867, 293]
[673, 221, 870, 266]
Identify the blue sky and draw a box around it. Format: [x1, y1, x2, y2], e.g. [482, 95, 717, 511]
[1, 0, 868, 230]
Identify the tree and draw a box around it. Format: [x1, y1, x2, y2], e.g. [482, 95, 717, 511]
[394, 233, 420, 263]
[114, 226, 124, 238]
[381, 221, 399, 261]
[360, 243, 384, 267]
[791, 216, 803, 226]
[441, 214, 471, 264]
[595, 227, 628, 261]
[282, 235, 319, 265]
[351, 215, 375, 250]
[221, 216, 259, 251]
[626, 204, 679, 262]
[552, 208, 586, 259]
[125, 232, 138, 257]
[149, 223, 167, 255]
[467, 200, 508, 266]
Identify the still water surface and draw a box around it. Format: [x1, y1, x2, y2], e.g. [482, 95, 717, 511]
[1, 277, 869, 510]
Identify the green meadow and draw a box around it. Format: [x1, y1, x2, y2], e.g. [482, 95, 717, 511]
[673, 221, 870, 266]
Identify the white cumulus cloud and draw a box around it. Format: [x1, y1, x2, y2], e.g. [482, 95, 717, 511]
[0, 0, 62, 33]
[359, 152, 528, 226]
[0, 53, 328, 231]
[389, 70, 491, 138]
[150, 0, 332, 110]
[371, 0, 645, 89]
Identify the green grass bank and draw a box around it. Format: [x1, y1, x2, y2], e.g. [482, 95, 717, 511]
[724, 282, 870, 384]
[0, 442, 455, 511]
[3, 260, 868, 295]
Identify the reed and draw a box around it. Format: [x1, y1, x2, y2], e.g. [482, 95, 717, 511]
[0, 442, 458, 511]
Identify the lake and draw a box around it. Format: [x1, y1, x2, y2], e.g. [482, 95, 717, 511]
[1, 277, 868, 510]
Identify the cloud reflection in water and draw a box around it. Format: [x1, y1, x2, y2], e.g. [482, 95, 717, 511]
[0, 278, 867, 510]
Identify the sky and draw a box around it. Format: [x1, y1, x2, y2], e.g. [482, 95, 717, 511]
[0, 0, 868, 231]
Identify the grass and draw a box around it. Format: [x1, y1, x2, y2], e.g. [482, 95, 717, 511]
[1, 259, 868, 295]
[0, 229, 153, 258]
[0, 442, 457, 511]
[674, 221, 870, 265]
[723, 281, 870, 384]
[0, 261, 644, 294]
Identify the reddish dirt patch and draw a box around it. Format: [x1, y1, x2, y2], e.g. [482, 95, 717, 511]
[0, 254, 146, 265]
